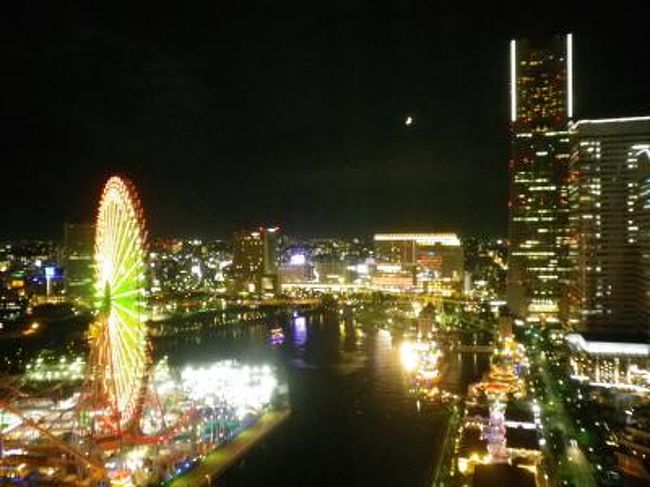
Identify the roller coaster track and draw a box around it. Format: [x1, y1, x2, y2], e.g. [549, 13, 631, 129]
[0, 397, 106, 480]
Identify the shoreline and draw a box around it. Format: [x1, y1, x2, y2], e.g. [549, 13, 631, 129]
[167, 407, 291, 487]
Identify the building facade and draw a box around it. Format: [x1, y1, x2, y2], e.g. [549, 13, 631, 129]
[566, 333, 650, 389]
[567, 117, 650, 334]
[506, 34, 573, 325]
[373, 233, 463, 293]
[231, 227, 280, 293]
[63, 223, 95, 303]
[638, 149, 650, 333]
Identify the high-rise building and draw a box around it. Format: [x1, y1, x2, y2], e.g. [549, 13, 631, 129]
[261, 227, 280, 278]
[567, 117, 650, 335]
[231, 227, 280, 293]
[638, 147, 650, 332]
[506, 34, 573, 324]
[63, 223, 95, 303]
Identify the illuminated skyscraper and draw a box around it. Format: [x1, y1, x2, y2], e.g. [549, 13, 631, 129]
[639, 148, 650, 333]
[567, 117, 650, 335]
[506, 34, 573, 324]
[231, 227, 280, 293]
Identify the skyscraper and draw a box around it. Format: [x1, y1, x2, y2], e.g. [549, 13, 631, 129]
[506, 34, 573, 325]
[231, 227, 280, 293]
[63, 223, 95, 303]
[638, 148, 650, 333]
[567, 117, 650, 335]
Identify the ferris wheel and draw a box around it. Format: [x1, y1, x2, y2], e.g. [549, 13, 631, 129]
[92, 176, 148, 430]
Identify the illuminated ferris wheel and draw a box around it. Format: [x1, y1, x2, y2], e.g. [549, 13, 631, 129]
[92, 176, 148, 430]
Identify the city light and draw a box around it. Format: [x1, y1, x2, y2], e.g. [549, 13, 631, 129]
[2, 356, 282, 485]
[289, 254, 306, 266]
[567, 33, 573, 118]
[92, 176, 149, 430]
[181, 361, 277, 419]
[510, 39, 517, 122]
[400, 342, 419, 372]
[1, 13, 649, 487]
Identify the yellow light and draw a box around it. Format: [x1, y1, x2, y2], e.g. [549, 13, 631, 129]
[22, 322, 41, 336]
[400, 342, 418, 372]
[510, 39, 517, 122]
[567, 33, 573, 118]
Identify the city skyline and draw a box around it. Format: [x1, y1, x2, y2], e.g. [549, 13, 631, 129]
[2, 4, 649, 239]
[2, 5, 650, 485]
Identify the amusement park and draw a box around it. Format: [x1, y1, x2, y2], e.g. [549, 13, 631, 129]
[0, 177, 284, 486]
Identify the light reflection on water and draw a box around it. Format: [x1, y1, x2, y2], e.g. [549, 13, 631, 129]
[292, 315, 307, 348]
[154, 311, 489, 487]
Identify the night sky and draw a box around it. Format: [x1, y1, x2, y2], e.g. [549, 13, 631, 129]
[2, 2, 649, 239]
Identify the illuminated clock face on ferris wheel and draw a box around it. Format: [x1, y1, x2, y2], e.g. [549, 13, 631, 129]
[94, 176, 148, 428]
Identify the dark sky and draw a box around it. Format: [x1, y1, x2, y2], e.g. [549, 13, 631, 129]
[2, 2, 649, 239]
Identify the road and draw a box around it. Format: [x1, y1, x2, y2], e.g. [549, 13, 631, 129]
[567, 445, 596, 487]
[537, 356, 597, 487]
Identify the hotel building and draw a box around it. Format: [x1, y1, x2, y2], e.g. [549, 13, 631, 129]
[567, 117, 650, 334]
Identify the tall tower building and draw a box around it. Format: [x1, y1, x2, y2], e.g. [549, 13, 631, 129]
[261, 227, 280, 277]
[638, 148, 650, 333]
[63, 223, 95, 303]
[568, 117, 650, 335]
[231, 227, 280, 293]
[506, 34, 573, 325]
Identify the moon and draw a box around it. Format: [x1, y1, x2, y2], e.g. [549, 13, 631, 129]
[405, 115, 413, 126]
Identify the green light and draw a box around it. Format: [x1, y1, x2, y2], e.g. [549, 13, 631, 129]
[94, 176, 148, 428]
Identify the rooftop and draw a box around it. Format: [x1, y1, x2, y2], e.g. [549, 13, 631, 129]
[373, 233, 461, 246]
[571, 116, 650, 135]
[506, 426, 540, 451]
[566, 333, 650, 357]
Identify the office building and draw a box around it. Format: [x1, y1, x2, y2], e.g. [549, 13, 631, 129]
[373, 233, 463, 293]
[638, 149, 650, 332]
[506, 34, 573, 324]
[567, 117, 650, 334]
[63, 223, 95, 303]
[231, 227, 280, 293]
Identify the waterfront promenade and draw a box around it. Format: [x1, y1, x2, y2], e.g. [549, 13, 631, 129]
[169, 408, 291, 487]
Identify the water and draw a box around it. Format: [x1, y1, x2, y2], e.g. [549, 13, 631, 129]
[153, 311, 488, 487]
